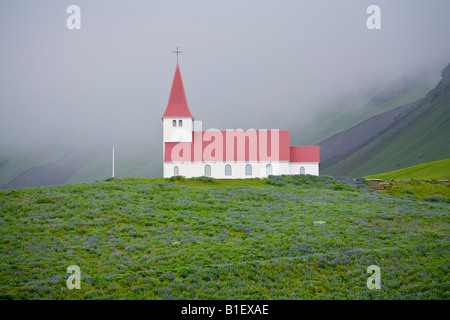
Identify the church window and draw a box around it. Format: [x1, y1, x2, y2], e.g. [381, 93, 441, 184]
[174, 166, 179, 175]
[266, 164, 272, 176]
[245, 164, 252, 176]
[205, 164, 211, 177]
[178, 120, 183, 127]
[172, 120, 176, 127]
[300, 166, 305, 175]
[225, 164, 231, 176]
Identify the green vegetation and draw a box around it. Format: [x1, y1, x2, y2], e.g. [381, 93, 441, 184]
[366, 158, 450, 181]
[368, 180, 449, 202]
[365, 159, 450, 202]
[1, 175, 448, 300]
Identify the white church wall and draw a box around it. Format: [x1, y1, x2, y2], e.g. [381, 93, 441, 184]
[164, 161, 320, 179]
[289, 163, 319, 176]
[163, 117, 193, 142]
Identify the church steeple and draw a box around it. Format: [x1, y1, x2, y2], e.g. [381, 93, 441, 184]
[162, 60, 194, 144]
[162, 63, 193, 118]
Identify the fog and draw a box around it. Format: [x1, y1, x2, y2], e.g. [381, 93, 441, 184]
[1, 0, 449, 181]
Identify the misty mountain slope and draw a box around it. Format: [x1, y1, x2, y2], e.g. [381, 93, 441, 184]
[291, 74, 439, 147]
[318, 100, 421, 170]
[0, 157, 9, 171]
[0, 143, 162, 189]
[0, 74, 438, 189]
[1, 149, 96, 189]
[0, 145, 70, 189]
[322, 62, 450, 177]
[65, 145, 162, 185]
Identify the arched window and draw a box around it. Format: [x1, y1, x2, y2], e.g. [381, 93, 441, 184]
[172, 120, 177, 127]
[300, 166, 305, 175]
[225, 164, 231, 176]
[178, 120, 183, 127]
[174, 166, 179, 175]
[266, 164, 272, 176]
[245, 164, 252, 176]
[204, 164, 211, 177]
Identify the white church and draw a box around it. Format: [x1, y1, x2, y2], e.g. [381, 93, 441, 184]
[162, 62, 320, 179]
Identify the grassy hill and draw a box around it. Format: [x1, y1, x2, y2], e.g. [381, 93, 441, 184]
[364, 159, 450, 202]
[322, 62, 450, 177]
[366, 158, 450, 181]
[1, 175, 448, 299]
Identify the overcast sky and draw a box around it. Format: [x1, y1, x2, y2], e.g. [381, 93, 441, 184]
[1, 0, 449, 152]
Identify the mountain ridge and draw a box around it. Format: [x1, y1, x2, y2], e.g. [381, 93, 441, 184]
[321, 62, 450, 177]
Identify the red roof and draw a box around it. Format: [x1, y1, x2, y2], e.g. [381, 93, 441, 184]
[162, 63, 193, 118]
[164, 130, 319, 162]
[290, 146, 320, 163]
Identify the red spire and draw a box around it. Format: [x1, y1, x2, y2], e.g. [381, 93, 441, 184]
[162, 63, 193, 118]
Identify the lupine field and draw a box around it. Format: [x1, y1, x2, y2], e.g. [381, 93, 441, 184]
[0, 175, 449, 299]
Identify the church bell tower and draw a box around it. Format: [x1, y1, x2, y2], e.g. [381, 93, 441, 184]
[162, 61, 194, 143]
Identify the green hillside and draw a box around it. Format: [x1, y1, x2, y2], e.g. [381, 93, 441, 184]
[364, 159, 450, 202]
[366, 158, 450, 180]
[323, 63, 450, 177]
[1, 175, 449, 299]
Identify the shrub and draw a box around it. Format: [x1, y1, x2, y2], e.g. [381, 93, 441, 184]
[402, 189, 414, 195]
[191, 176, 216, 183]
[423, 196, 450, 204]
[266, 174, 365, 191]
[170, 175, 185, 181]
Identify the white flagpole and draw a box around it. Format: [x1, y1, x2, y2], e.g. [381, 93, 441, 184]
[112, 146, 115, 178]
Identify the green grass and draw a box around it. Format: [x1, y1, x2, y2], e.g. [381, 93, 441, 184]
[368, 180, 449, 202]
[0, 175, 449, 300]
[365, 159, 450, 201]
[366, 159, 450, 181]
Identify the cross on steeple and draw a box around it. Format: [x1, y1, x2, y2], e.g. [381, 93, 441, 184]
[172, 46, 183, 63]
